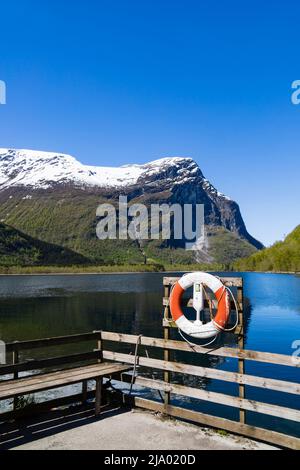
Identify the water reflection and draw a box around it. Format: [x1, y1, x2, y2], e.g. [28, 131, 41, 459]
[0, 272, 299, 437]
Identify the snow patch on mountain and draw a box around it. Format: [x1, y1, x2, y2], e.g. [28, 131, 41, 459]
[0, 148, 231, 200]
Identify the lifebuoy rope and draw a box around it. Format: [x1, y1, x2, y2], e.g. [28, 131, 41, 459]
[165, 279, 239, 346]
[128, 334, 164, 402]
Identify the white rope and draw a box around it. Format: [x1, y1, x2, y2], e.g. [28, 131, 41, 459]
[220, 286, 240, 332]
[166, 280, 240, 347]
[178, 328, 218, 348]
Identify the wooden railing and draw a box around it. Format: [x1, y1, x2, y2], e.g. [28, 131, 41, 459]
[1, 328, 299, 449]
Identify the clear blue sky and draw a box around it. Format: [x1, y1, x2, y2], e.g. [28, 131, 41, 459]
[0, 0, 299, 246]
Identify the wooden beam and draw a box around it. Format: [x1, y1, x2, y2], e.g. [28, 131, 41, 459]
[0, 350, 102, 376]
[100, 331, 300, 367]
[121, 375, 300, 422]
[5, 332, 98, 353]
[0, 363, 131, 399]
[163, 276, 243, 287]
[103, 350, 300, 395]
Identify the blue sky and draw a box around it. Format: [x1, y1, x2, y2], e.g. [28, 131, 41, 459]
[0, 0, 300, 246]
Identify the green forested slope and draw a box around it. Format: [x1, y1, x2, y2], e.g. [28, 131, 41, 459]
[0, 188, 258, 267]
[234, 225, 300, 272]
[0, 222, 89, 266]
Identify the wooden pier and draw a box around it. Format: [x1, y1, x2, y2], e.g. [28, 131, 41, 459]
[0, 276, 299, 450]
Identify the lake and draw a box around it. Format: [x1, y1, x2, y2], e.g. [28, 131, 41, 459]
[0, 271, 299, 437]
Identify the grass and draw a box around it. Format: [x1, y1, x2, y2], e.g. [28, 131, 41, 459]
[0, 262, 229, 275]
[0, 264, 165, 274]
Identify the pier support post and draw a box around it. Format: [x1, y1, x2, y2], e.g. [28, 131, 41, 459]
[237, 282, 246, 424]
[95, 377, 103, 416]
[163, 284, 171, 408]
[12, 341, 19, 411]
[82, 380, 88, 404]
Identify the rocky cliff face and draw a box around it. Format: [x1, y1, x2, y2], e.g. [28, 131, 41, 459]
[0, 149, 263, 265]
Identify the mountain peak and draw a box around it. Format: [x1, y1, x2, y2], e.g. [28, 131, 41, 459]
[0, 148, 204, 191]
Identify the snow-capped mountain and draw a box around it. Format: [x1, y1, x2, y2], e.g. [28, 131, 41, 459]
[0, 148, 229, 202]
[0, 148, 263, 264]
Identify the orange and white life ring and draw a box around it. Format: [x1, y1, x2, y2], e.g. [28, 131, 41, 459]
[169, 272, 231, 339]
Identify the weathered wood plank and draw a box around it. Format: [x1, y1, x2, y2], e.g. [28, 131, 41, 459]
[0, 350, 101, 376]
[0, 362, 128, 391]
[132, 397, 300, 450]
[5, 332, 98, 353]
[163, 276, 243, 287]
[0, 363, 131, 399]
[101, 331, 300, 367]
[127, 375, 300, 421]
[103, 350, 300, 395]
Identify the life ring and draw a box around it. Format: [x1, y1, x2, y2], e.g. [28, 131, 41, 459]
[169, 272, 231, 339]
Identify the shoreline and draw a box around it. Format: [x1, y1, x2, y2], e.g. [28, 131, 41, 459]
[0, 267, 298, 276]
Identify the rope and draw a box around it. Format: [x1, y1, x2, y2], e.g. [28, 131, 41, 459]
[145, 348, 164, 402]
[218, 285, 240, 332]
[129, 334, 142, 395]
[165, 280, 239, 347]
[178, 328, 218, 348]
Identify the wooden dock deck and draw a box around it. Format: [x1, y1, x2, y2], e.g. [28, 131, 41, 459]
[0, 276, 299, 450]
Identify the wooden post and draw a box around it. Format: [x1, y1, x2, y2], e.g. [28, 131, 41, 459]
[82, 380, 88, 404]
[93, 330, 103, 363]
[12, 341, 19, 410]
[94, 330, 103, 409]
[163, 284, 170, 408]
[95, 377, 102, 416]
[237, 282, 245, 424]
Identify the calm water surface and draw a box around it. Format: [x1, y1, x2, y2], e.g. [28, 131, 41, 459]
[0, 272, 299, 437]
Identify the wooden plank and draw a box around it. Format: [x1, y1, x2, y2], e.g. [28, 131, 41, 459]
[0, 350, 102, 376]
[101, 331, 300, 367]
[5, 332, 98, 353]
[128, 376, 300, 422]
[5, 329, 299, 367]
[0, 363, 131, 399]
[163, 276, 243, 287]
[103, 350, 300, 395]
[0, 362, 129, 393]
[132, 397, 300, 450]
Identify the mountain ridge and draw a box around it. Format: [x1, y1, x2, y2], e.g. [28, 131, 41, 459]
[0, 148, 263, 265]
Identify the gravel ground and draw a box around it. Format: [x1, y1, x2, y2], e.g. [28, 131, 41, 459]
[3, 407, 277, 450]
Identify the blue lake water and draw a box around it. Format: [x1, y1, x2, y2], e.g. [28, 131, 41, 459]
[0, 271, 299, 437]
